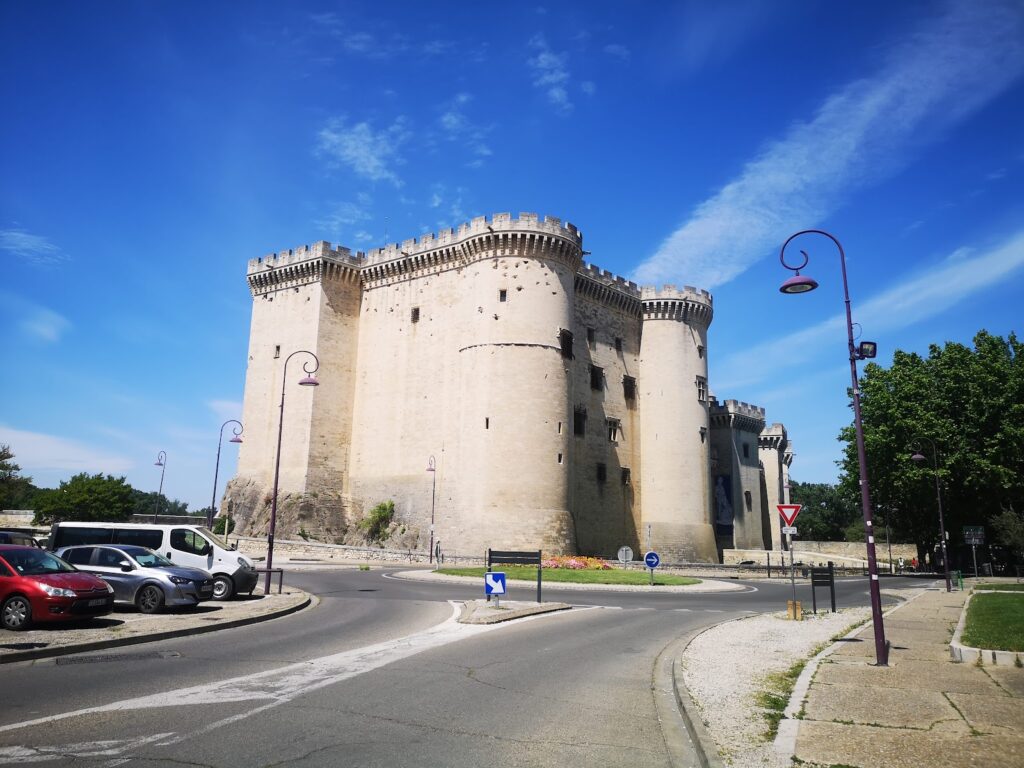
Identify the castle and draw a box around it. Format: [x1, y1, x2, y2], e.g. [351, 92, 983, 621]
[224, 212, 792, 563]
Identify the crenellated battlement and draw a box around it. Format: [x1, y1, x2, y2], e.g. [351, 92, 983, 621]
[362, 212, 583, 266]
[758, 423, 789, 450]
[709, 398, 766, 433]
[639, 284, 713, 327]
[639, 284, 713, 304]
[247, 240, 366, 274]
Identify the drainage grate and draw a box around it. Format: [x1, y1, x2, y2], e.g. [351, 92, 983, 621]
[56, 651, 180, 665]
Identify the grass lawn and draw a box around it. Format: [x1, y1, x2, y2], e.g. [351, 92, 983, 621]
[961, 593, 1024, 652]
[974, 583, 1024, 592]
[436, 565, 701, 587]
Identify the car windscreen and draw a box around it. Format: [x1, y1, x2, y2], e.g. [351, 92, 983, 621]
[131, 550, 175, 568]
[2, 549, 77, 575]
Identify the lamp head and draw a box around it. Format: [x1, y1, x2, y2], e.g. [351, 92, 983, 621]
[298, 375, 319, 387]
[154, 459, 164, 467]
[857, 341, 878, 359]
[229, 435, 243, 444]
[779, 274, 819, 294]
[910, 451, 926, 463]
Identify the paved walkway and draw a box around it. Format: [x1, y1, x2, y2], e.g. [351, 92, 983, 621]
[790, 586, 1024, 768]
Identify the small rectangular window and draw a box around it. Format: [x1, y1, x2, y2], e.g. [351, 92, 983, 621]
[606, 418, 620, 442]
[274, 345, 281, 359]
[590, 365, 603, 391]
[615, 336, 623, 352]
[485, 417, 490, 430]
[621, 467, 631, 485]
[557, 453, 563, 464]
[559, 329, 574, 360]
[696, 376, 707, 402]
[558, 421, 562, 435]
[499, 289, 507, 302]
[623, 376, 636, 401]
[596, 462, 607, 483]
[586, 327, 596, 350]
[742, 443, 749, 459]
[574, 406, 587, 436]
[411, 307, 420, 323]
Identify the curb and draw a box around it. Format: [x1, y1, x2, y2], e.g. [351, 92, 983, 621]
[388, 569, 751, 593]
[0, 592, 315, 665]
[659, 619, 736, 768]
[949, 590, 1023, 666]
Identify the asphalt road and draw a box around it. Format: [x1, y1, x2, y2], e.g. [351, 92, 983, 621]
[0, 569, 924, 767]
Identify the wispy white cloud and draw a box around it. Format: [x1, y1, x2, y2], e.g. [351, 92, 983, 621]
[207, 400, 243, 424]
[634, 1, 1024, 290]
[0, 292, 71, 343]
[0, 425, 134, 476]
[603, 43, 630, 62]
[580, 81, 596, 96]
[316, 192, 373, 237]
[528, 35, 573, 114]
[317, 117, 410, 186]
[430, 184, 471, 230]
[715, 228, 1024, 391]
[668, 1, 771, 76]
[0, 228, 67, 266]
[435, 93, 493, 168]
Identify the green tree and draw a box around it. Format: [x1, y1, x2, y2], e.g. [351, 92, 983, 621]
[130, 489, 189, 518]
[787, 480, 860, 541]
[0, 444, 38, 510]
[33, 473, 135, 525]
[837, 331, 1023, 558]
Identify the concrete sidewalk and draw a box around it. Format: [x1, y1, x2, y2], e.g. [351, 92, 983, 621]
[0, 587, 312, 664]
[790, 587, 1024, 768]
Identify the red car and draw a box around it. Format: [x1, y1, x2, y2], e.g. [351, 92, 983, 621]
[0, 545, 114, 631]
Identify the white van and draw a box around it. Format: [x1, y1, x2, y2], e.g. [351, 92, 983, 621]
[47, 522, 258, 600]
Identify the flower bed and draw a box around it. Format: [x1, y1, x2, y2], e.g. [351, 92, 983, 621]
[541, 555, 612, 570]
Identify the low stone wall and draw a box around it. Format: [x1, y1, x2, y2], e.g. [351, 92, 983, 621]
[232, 536, 486, 566]
[723, 540, 916, 567]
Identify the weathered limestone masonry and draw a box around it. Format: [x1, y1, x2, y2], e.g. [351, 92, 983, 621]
[225, 212, 792, 563]
[709, 399, 769, 556]
[758, 423, 789, 551]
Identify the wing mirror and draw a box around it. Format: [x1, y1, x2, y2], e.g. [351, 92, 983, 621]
[119, 560, 134, 572]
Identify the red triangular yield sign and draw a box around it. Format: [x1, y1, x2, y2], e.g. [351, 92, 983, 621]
[777, 504, 802, 527]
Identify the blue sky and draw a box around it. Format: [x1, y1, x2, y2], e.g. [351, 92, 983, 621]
[2, 1, 1022, 512]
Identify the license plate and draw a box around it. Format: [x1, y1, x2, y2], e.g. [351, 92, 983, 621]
[88, 598, 107, 606]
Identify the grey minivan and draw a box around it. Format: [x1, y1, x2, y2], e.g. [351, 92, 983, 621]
[56, 545, 214, 613]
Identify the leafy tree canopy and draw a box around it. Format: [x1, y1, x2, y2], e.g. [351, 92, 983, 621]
[837, 331, 1023, 555]
[787, 480, 861, 541]
[33, 473, 135, 525]
[0, 444, 41, 510]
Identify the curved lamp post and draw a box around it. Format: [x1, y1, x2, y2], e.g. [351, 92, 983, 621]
[911, 437, 953, 592]
[779, 229, 888, 666]
[427, 456, 437, 564]
[266, 351, 320, 593]
[153, 451, 167, 523]
[210, 420, 244, 530]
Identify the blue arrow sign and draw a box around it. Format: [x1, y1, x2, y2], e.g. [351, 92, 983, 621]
[644, 551, 660, 569]
[485, 572, 507, 595]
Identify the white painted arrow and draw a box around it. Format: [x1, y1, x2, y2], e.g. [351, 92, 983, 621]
[485, 573, 506, 594]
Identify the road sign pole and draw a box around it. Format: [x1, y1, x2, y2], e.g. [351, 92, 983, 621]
[788, 533, 797, 609]
[972, 544, 978, 578]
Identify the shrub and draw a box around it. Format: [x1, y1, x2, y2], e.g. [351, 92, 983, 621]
[358, 500, 395, 544]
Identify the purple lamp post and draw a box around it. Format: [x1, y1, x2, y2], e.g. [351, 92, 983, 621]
[427, 455, 437, 564]
[911, 437, 953, 592]
[779, 229, 888, 666]
[266, 351, 320, 594]
[153, 451, 167, 523]
[210, 420, 244, 530]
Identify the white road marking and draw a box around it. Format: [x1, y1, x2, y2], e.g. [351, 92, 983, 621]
[0, 734, 173, 764]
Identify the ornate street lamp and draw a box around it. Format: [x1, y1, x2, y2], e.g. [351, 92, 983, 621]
[266, 351, 320, 593]
[779, 229, 888, 666]
[427, 456, 437, 564]
[153, 451, 167, 523]
[911, 437, 953, 592]
[210, 420, 244, 530]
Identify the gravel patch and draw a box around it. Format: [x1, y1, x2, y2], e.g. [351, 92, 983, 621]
[680, 607, 870, 767]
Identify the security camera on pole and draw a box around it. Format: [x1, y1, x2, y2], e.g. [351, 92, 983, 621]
[778, 504, 802, 619]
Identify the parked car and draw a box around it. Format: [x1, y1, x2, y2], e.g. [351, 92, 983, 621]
[47, 522, 257, 599]
[0, 531, 41, 547]
[0, 544, 114, 631]
[56, 545, 215, 613]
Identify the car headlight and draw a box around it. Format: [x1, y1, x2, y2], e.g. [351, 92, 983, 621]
[238, 557, 252, 569]
[168, 576, 191, 585]
[105, 582, 115, 593]
[40, 583, 77, 598]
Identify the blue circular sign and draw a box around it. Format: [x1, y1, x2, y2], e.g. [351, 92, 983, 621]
[644, 551, 660, 569]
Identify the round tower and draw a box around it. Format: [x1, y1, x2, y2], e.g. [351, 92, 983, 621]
[453, 213, 582, 553]
[638, 285, 717, 562]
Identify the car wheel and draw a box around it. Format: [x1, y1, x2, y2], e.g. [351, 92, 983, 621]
[2, 595, 32, 631]
[136, 585, 165, 614]
[212, 575, 234, 601]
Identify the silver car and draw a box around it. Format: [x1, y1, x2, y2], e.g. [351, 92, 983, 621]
[56, 544, 214, 613]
